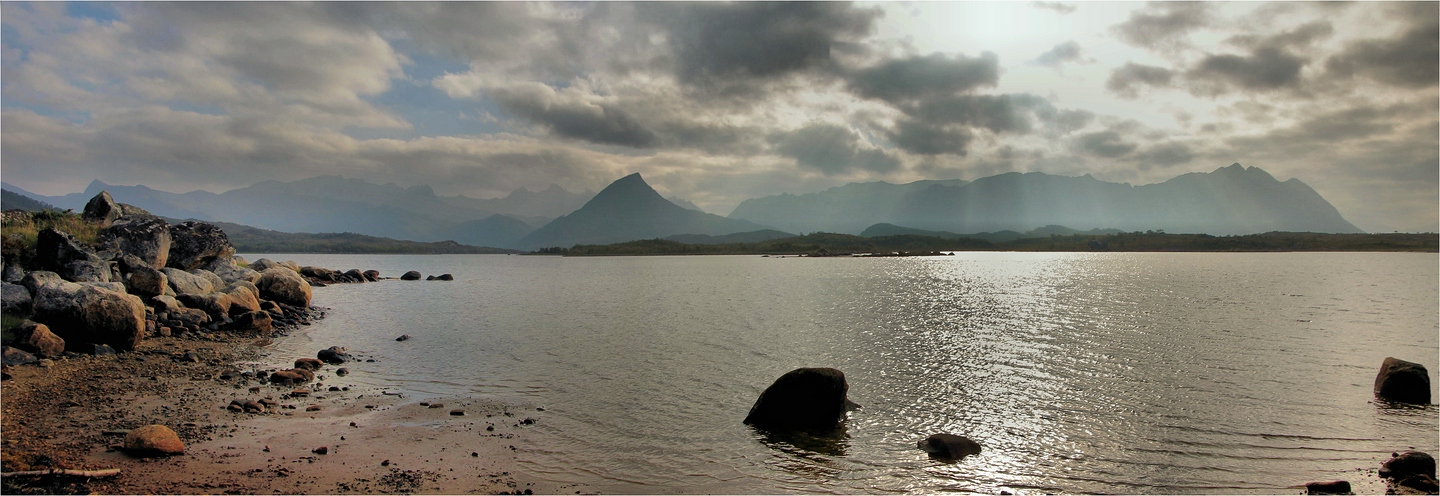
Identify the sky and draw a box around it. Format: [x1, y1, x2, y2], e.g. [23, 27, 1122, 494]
[1, 1, 1436, 232]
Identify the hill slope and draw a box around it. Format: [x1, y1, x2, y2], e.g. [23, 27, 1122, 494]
[518, 173, 769, 249]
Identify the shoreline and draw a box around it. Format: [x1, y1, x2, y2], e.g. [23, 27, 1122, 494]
[1, 310, 572, 495]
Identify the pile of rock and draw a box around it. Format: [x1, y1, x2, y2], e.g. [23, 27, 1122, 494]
[0, 191, 366, 358]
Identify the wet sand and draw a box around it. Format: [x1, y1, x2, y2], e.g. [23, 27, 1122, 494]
[1, 334, 586, 494]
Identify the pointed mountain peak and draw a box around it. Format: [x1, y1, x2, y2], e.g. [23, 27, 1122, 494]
[83, 179, 111, 196]
[595, 173, 657, 196]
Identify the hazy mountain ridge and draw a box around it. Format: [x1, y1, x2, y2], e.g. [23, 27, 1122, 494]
[861, 223, 1123, 243]
[727, 179, 970, 234]
[517, 173, 769, 249]
[1, 189, 58, 212]
[731, 164, 1362, 235]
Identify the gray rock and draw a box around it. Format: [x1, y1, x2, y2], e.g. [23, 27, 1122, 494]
[166, 221, 235, 270]
[35, 228, 101, 272]
[225, 284, 261, 316]
[2, 346, 38, 366]
[2, 282, 32, 315]
[2, 264, 25, 283]
[177, 293, 232, 320]
[918, 433, 982, 460]
[124, 263, 169, 298]
[229, 310, 273, 334]
[343, 269, 365, 283]
[82, 191, 124, 227]
[255, 267, 312, 307]
[99, 216, 171, 268]
[31, 281, 145, 352]
[436, 274, 454, 281]
[149, 294, 183, 312]
[206, 258, 260, 285]
[317, 346, 352, 364]
[168, 307, 211, 327]
[249, 258, 283, 272]
[20, 271, 65, 294]
[189, 269, 225, 290]
[300, 266, 336, 282]
[82, 281, 128, 293]
[161, 267, 215, 296]
[362, 270, 380, 282]
[63, 259, 112, 283]
[401, 271, 422, 281]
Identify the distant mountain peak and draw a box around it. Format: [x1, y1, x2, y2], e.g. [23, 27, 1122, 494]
[83, 179, 112, 196]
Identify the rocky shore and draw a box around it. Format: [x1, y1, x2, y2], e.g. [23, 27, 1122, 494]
[1, 192, 555, 494]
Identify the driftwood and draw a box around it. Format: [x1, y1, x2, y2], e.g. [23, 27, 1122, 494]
[1, 468, 121, 478]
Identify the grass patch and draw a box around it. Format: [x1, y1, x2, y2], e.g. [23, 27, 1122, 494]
[2, 210, 104, 268]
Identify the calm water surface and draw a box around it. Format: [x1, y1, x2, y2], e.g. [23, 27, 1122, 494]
[244, 252, 1439, 494]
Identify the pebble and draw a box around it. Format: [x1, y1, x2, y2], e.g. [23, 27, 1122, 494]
[306, 405, 321, 412]
[450, 409, 465, 416]
[428, 403, 445, 409]
[313, 446, 328, 455]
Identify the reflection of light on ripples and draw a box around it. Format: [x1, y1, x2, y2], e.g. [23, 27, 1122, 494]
[255, 253, 1438, 494]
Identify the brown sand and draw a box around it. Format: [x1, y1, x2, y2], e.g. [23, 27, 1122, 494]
[1, 335, 586, 494]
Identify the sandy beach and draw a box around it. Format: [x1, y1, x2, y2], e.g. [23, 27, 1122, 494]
[1, 331, 583, 495]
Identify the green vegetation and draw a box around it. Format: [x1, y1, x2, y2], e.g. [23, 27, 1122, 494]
[2, 210, 104, 267]
[545, 231, 1439, 256]
[213, 221, 519, 254]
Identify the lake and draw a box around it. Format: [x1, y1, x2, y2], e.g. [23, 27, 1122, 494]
[243, 252, 1438, 494]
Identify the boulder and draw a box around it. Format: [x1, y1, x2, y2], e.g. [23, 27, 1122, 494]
[1381, 451, 1437, 481]
[436, 274, 454, 281]
[11, 320, 64, 357]
[19, 271, 65, 295]
[177, 293, 232, 320]
[249, 258, 284, 272]
[82, 281, 127, 293]
[229, 311, 272, 333]
[189, 269, 225, 290]
[82, 191, 124, 227]
[162, 267, 215, 296]
[269, 368, 314, 385]
[167, 221, 235, 270]
[31, 280, 145, 352]
[395, 334, 411, 341]
[205, 257, 261, 285]
[2, 346, 38, 366]
[35, 228, 101, 272]
[918, 433, 983, 460]
[343, 269, 365, 283]
[362, 270, 380, 282]
[2, 282, 32, 315]
[294, 358, 323, 371]
[2, 264, 24, 283]
[256, 267, 311, 307]
[122, 424, 185, 457]
[401, 271, 422, 281]
[425, 275, 437, 281]
[317, 346, 352, 364]
[225, 285, 261, 315]
[149, 294, 183, 312]
[300, 266, 336, 282]
[743, 367, 852, 433]
[62, 259, 111, 283]
[279, 261, 301, 272]
[124, 263, 168, 298]
[168, 307, 211, 327]
[99, 216, 171, 268]
[1375, 357, 1431, 404]
[1304, 480, 1351, 495]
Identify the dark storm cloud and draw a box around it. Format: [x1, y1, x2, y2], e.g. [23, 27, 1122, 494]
[1048, 109, 1095, 134]
[772, 124, 900, 175]
[484, 86, 658, 147]
[1132, 142, 1194, 167]
[1325, 4, 1439, 88]
[1074, 130, 1138, 158]
[886, 120, 974, 156]
[1106, 62, 1176, 98]
[1033, 41, 1084, 67]
[1186, 47, 1306, 94]
[846, 52, 1000, 103]
[1111, 2, 1212, 50]
[641, 2, 882, 89]
[906, 94, 1050, 134]
[1225, 21, 1333, 51]
[1031, 2, 1077, 14]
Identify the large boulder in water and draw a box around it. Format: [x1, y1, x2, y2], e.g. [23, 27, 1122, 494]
[743, 367, 852, 433]
[256, 267, 311, 307]
[31, 280, 145, 352]
[317, 346, 352, 364]
[918, 433, 982, 460]
[167, 221, 235, 270]
[1382, 451, 1437, 480]
[401, 271, 422, 281]
[10, 320, 64, 358]
[123, 424, 185, 457]
[1375, 357, 1431, 404]
[99, 216, 171, 269]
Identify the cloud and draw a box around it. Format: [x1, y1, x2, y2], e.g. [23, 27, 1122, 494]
[640, 2, 882, 92]
[1111, 2, 1212, 51]
[905, 94, 1050, 134]
[1033, 41, 1084, 68]
[1132, 142, 1194, 167]
[445, 78, 657, 147]
[845, 52, 1000, 103]
[1031, 2, 1076, 14]
[1325, 4, 1438, 88]
[886, 120, 974, 156]
[1106, 62, 1175, 98]
[1225, 21, 1333, 51]
[1074, 130, 1138, 158]
[772, 124, 901, 175]
[1186, 47, 1307, 94]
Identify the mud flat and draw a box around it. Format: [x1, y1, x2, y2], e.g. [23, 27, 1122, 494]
[1, 333, 583, 494]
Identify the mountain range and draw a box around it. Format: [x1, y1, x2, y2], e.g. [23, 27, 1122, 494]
[2, 163, 1365, 250]
[728, 164, 1362, 236]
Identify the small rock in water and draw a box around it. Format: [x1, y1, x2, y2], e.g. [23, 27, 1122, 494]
[313, 446, 328, 455]
[395, 334, 411, 342]
[1304, 480, 1352, 494]
[335, 367, 349, 376]
[918, 433, 983, 460]
[381, 459, 390, 466]
[328, 386, 341, 392]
